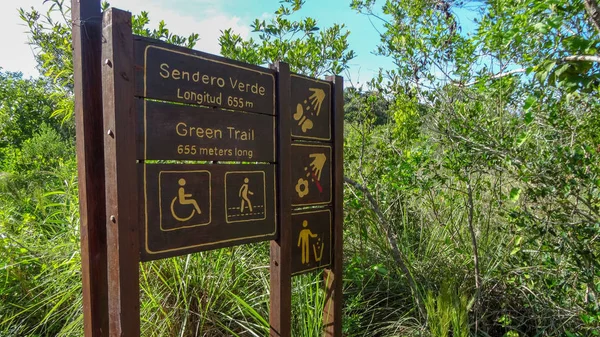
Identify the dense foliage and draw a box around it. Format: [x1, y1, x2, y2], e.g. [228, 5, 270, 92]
[1, 0, 599, 336]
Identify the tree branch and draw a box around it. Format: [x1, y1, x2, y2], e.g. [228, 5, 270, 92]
[456, 68, 527, 87]
[466, 178, 481, 332]
[344, 176, 427, 320]
[562, 54, 600, 63]
[455, 54, 600, 87]
[584, 0, 600, 34]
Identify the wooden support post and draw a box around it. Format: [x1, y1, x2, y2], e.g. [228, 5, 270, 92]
[72, 1, 108, 336]
[101, 8, 140, 337]
[323, 75, 344, 337]
[270, 62, 292, 337]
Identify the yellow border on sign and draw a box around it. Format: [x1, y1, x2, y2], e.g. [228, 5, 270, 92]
[224, 171, 267, 223]
[291, 143, 333, 207]
[290, 74, 332, 142]
[159, 170, 212, 231]
[142, 100, 276, 163]
[141, 43, 279, 256]
[144, 45, 276, 115]
[291, 208, 332, 275]
[142, 45, 277, 163]
[144, 164, 277, 255]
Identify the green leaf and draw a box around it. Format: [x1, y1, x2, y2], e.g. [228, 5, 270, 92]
[535, 60, 557, 83]
[524, 111, 534, 124]
[533, 22, 549, 34]
[523, 95, 536, 111]
[510, 247, 520, 255]
[515, 236, 523, 245]
[516, 133, 528, 147]
[509, 188, 521, 202]
[372, 264, 388, 275]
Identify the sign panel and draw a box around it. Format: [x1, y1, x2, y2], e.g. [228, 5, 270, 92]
[138, 100, 275, 162]
[135, 38, 275, 115]
[92, 11, 344, 337]
[291, 209, 332, 275]
[141, 163, 276, 260]
[291, 143, 332, 207]
[290, 74, 331, 141]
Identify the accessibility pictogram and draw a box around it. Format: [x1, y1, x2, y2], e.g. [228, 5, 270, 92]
[143, 164, 276, 259]
[225, 171, 267, 223]
[171, 178, 202, 221]
[159, 170, 211, 231]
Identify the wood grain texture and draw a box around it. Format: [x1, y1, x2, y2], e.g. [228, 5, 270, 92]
[290, 143, 332, 207]
[291, 208, 332, 275]
[322, 75, 344, 337]
[140, 163, 276, 261]
[270, 62, 292, 337]
[71, 0, 108, 335]
[101, 8, 140, 337]
[133, 37, 275, 115]
[290, 74, 332, 142]
[137, 100, 275, 162]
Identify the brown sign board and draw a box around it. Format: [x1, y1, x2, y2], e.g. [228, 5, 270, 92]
[291, 208, 332, 275]
[291, 74, 331, 142]
[137, 100, 275, 162]
[291, 143, 332, 207]
[140, 163, 276, 261]
[134, 37, 276, 115]
[82, 8, 345, 337]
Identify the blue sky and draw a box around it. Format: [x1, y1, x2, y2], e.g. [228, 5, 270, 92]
[0, 0, 395, 86]
[181, 0, 397, 86]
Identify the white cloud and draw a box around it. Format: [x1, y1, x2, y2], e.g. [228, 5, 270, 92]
[0, 0, 251, 77]
[110, 0, 250, 55]
[0, 0, 41, 77]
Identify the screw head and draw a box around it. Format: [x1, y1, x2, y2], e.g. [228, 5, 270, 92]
[110, 215, 116, 223]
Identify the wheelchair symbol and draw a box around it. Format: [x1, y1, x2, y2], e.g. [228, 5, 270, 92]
[171, 178, 202, 222]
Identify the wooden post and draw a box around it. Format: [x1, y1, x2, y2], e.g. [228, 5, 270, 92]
[72, 0, 108, 336]
[101, 8, 140, 337]
[323, 75, 344, 337]
[270, 62, 292, 337]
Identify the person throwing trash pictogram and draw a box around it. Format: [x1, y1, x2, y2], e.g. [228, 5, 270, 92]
[297, 220, 318, 264]
[239, 177, 254, 213]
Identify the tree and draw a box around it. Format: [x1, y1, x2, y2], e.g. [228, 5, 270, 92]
[344, 88, 391, 126]
[219, 0, 355, 77]
[351, 0, 600, 334]
[0, 3, 203, 336]
[0, 71, 69, 149]
[18, 0, 200, 122]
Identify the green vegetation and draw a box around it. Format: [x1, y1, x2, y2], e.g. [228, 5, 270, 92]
[1, 0, 600, 335]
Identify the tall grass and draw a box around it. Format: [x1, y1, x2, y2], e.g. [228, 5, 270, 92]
[139, 244, 271, 336]
[0, 162, 83, 336]
[3, 105, 595, 336]
[1, 126, 340, 336]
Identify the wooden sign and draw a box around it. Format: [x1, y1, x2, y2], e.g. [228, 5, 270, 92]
[291, 209, 331, 275]
[291, 143, 332, 207]
[290, 74, 331, 141]
[141, 163, 276, 260]
[137, 100, 275, 162]
[78, 8, 344, 336]
[134, 37, 276, 115]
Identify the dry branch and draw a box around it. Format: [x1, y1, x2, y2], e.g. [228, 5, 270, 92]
[344, 176, 427, 320]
